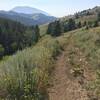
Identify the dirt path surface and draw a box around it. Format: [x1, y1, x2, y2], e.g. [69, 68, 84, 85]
[48, 50, 89, 100]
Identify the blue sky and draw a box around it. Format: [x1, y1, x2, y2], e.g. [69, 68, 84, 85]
[0, 0, 100, 17]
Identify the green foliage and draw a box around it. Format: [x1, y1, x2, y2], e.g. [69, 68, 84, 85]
[0, 18, 40, 58]
[0, 36, 61, 100]
[46, 23, 52, 34]
[46, 7, 100, 37]
[83, 21, 87, 26]
[64, 18, 83, 32]
[39, 24, 48, 36]
[53, 21, 62, 36]
[66, 18, 76, 31]
[97, 12, 100, 21]
[93, 20, 99, 27]
[47, 18, 77, 37]
[0, 44, 4, 58]
[10, 42, 17, 52]
[75, 13, 79, 19]
[77, 21, 82, 28]
[86, 70, 100, 98]
[1, 7, 100, 100]
[47, 20, 62, 37]
[34, 25, 40, 42]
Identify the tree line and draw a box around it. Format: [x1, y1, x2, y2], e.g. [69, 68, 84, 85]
[0, 17, 40, 58]
[46, 12, 100, 37]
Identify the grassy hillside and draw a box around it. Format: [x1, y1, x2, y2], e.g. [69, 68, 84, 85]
[0, 35, 61, 100]
[0, 6, 100, 100]
[57, 27, 100, 99]
[0, 25, 100, 99]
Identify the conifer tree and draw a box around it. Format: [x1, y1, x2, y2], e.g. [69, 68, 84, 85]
[67, 18, 76, 31]
[34, 25, 40, 42]
[77, 21, 82, 28]
[97, 12, 100, 21]
[53, 21, 61, 36]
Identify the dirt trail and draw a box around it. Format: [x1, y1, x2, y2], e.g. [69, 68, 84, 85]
[48, 49, 90, 100]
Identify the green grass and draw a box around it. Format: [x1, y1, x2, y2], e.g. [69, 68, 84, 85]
[39, 24, 48, 36]
[57, 26, 100, 98]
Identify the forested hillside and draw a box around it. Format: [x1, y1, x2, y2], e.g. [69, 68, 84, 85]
[0, 17, 40, 58]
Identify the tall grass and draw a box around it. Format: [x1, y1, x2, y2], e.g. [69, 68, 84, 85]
[1, 25, 100, 99]
[0, 36, 61, 100]
[58, 27, 100, 98]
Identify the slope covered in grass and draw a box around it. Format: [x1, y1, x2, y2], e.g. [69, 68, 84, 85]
[0, 35, 61, 100]
[0, 25, 100, 99]
[55, 27, 100, 99]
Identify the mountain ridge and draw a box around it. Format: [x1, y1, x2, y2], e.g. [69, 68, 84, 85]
[11, 6, 50, 16]
[0, 7, 56, 26]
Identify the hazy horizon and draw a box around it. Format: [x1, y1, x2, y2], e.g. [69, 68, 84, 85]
[0, 0, 100, 17]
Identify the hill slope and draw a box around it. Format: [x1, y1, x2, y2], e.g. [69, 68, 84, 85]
[0, 7, 56, 26]
[11, 6, 49, 16]
[48, 27, 100, 100]
[0, 26, 100, 99]
[0, 6, 100, 100]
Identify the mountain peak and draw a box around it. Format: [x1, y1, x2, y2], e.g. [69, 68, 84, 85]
[11, 6, 50, 16]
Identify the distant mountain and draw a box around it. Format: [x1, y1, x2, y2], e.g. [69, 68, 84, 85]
[11, 6, 49, 16]
[0, 6, 56, 26]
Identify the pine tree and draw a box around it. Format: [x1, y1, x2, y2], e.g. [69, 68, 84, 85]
[53, 21, 61, 37]
[34, 25, 40, 42]
[97, 12, 100, 21]
[77, 21, 82, 28]
[47, 21, 61, 37]
[0, 44, 4, 59]
[67, 18, 76, 31]
[0, 26, 2, 35]
[93, 20, 98, 27]
[75, 13, 79, 19]
[47, 23, 52, 34]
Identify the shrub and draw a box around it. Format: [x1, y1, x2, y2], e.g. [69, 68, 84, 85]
[0, 47, 49, 99]
[0, 36, 61, 99]
[70, 65, 84, 77]
[95, 39, 100, 47]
